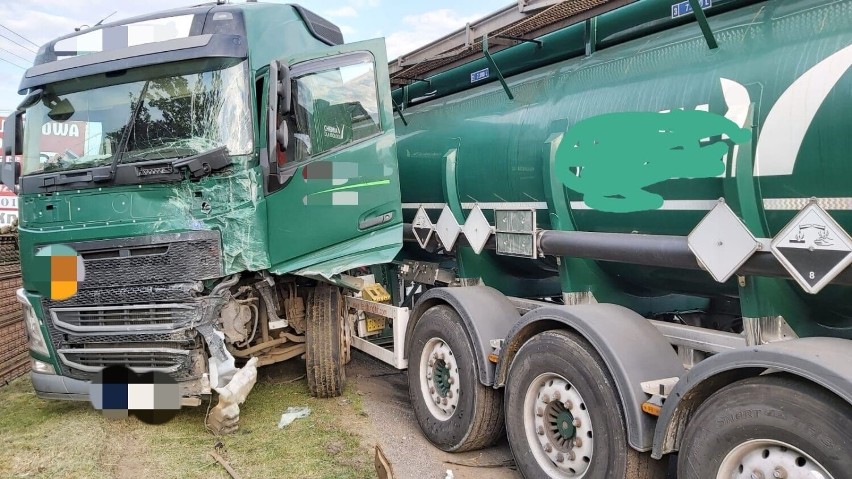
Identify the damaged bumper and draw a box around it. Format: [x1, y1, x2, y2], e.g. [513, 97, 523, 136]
[31, 371, 90, 401]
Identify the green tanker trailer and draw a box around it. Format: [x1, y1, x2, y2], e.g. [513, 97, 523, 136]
[382, 0, 852, 477]
[2, 0, 852, 478]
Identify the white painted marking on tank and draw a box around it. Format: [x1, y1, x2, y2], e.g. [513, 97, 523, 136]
[755, 44, 852, 177]
[569, 200, 718, 211]
[720, 78, 751, 178]
[763, 198, 852, 211]
[401, 202, 548, 210]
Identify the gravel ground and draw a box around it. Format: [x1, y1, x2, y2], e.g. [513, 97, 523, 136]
[348, 351, 520, 479]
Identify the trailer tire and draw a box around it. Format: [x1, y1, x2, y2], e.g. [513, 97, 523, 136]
[408, 305, 504, 452]
[505, 330, 664, 479]
[678, 375, 852, 479]
[305, 283, 345, 398]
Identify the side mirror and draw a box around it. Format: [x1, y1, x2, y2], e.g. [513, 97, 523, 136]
[278, 62, 291, 116]
[267, 60, 293, 180]
[1, 111, 22, 190]
[1, 162, 21, 191]
[3, 112, 23, 157]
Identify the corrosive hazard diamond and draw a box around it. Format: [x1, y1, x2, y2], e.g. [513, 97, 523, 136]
[770, 202, 852, 294]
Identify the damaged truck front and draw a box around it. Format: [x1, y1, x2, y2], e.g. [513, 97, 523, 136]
[1, 2, 402, 427]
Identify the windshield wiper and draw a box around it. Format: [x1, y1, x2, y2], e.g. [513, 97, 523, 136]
[94, 80, 151, 182]
[135, 146, 231, 179]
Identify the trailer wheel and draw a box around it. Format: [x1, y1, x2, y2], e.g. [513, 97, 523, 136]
[505, 330, 664, 478]
[678, 375, 852, 479]
[408, 305, 504, 452]
[305, 283, 346, 398]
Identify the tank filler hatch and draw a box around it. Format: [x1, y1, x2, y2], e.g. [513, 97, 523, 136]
[388, 0, 637, 85]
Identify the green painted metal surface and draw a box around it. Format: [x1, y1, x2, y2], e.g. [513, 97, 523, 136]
[13, 3, 403, 371]
[394, 0, 852, 337]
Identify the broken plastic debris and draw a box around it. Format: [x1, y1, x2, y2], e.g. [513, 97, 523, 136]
[445, 470, 454, 479]
[277, 406, 312, 428]
[208, 331, 238, 389]
[206, 357, 259, 435]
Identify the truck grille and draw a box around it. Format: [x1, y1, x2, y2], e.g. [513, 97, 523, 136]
[50, 304, 196, 333]
[57, 348, 192, 374]
[38, 232, 223, 383]
[70, 231, 223, 289]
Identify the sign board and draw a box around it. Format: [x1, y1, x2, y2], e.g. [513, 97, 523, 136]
[470, 68, 490, 83]
[0, 115, 92, 227]
[671, 0, 712, 18]
[688, 201, 759, 283]
[770, 203, 852, 294]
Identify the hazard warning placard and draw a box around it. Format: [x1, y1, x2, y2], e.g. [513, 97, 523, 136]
[770, 202, 852, 294]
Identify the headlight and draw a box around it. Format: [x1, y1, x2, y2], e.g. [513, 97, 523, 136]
[30, 358, 55, 375]
[16, 289, 50, 357]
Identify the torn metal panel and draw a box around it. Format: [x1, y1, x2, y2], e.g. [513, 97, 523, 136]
[275, 224, 403, 281]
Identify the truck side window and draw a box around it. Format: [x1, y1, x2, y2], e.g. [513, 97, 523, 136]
[292, 54, 381, 161]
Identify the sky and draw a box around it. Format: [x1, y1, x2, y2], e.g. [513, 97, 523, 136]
[0, 0, 512, 113]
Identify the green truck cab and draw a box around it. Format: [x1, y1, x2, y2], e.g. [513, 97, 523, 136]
[2, 3, 400, 406]
[5, 1, 852, 478]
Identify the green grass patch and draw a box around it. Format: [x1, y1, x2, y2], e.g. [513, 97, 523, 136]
[0, 375, 375, 478]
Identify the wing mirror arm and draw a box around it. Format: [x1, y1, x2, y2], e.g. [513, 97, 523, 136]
[1, 111, 23, 192]
[267, 60, 293, 184]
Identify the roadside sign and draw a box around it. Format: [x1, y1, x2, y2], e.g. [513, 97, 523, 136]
[412, 206, 434, 249]
[770, 202, 852, 294]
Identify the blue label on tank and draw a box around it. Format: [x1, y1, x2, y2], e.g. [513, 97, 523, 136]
[471, 68, 490, 83]
[671, 0, 712, 18]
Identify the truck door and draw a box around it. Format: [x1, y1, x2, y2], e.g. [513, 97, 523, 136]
[265, 39, 402, 276]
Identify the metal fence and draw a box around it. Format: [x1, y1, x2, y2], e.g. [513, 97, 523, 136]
[0, 232, 27, 386]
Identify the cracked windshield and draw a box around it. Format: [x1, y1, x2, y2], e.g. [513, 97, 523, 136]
[21, 60, 252, 176]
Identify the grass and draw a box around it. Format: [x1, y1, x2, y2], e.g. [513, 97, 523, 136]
[0, 369, 375, 479]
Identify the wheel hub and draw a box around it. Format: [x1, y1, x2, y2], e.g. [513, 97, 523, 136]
[547, 402, 576, 449]
[433, 360, 452, 397]
[525, 374, 594, 478]
[419, 338, 460, 420]
[718, 440, 832, 479]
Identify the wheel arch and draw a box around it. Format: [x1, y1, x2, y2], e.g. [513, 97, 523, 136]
[494, 303, 685, 452]
[405, 286, 520, 387]
[652, 337, 852, 459]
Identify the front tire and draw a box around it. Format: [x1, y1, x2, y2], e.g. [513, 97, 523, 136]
[305, 283, 345, 398]
[407, 305, 504, 452]
[505, 330, 664, 478]
[678, 375, 852, 479]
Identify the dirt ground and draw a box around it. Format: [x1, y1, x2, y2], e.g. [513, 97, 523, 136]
[348, 352, 520, 479]
[0, 352, 674, 478]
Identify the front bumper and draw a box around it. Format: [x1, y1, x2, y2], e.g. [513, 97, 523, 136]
[31, 371, 90, 401]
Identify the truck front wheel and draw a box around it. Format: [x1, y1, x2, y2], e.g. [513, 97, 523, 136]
[407, 305, 504, 452]
[678, 375, 852, 479]
[505, 330, 664, 478]
[305, 283, 346, 398]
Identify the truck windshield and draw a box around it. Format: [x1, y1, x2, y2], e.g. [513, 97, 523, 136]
[21, 60, 252, 176]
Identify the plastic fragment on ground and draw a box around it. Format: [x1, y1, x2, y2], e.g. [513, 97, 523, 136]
[277, 406, 312, 428]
